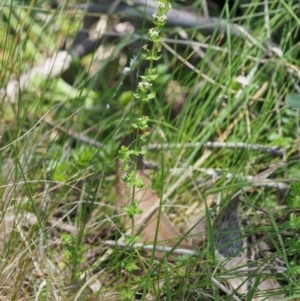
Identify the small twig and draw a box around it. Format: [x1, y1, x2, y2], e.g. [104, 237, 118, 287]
[102, 240, 195, 256]
[144, 142, 285, 158]
[170, 168, 288, 190]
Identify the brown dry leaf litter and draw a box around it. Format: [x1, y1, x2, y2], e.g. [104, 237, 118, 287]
[116, 161, 191, 253]
[214, 161, 285, 300]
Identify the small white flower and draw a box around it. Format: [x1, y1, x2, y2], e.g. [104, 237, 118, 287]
[157, 2, 171, 11]
[152, 13, 167, 23]
[138, 81, 152, 89]
[149, 28, 160, 38]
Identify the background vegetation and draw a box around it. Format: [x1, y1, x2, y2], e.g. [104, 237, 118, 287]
[0, 0, 300, 300]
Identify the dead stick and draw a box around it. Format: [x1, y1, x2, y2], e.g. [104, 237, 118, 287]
[102, 240, 195, 255]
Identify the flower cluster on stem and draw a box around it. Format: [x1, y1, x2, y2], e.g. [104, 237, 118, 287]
[118, 0, 171, 259]
[117, 1, 171, 299]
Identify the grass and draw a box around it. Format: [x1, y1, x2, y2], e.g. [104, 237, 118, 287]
[0, 0, 300, 300]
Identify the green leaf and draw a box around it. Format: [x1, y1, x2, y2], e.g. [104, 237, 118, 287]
[124, 261, 140, 271]
[291, 263, 300, 275]
[289, 213, 300, 230]
[287, 181, 300, 208]
[286, 94, 300, 109]
[147, 92, 156, 100]
[286, 237, 300, 256]
[119, 289, 135, 300]
[53, 162, 71, 182]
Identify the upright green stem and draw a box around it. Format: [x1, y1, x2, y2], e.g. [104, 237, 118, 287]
[118, 1, 171, 299]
